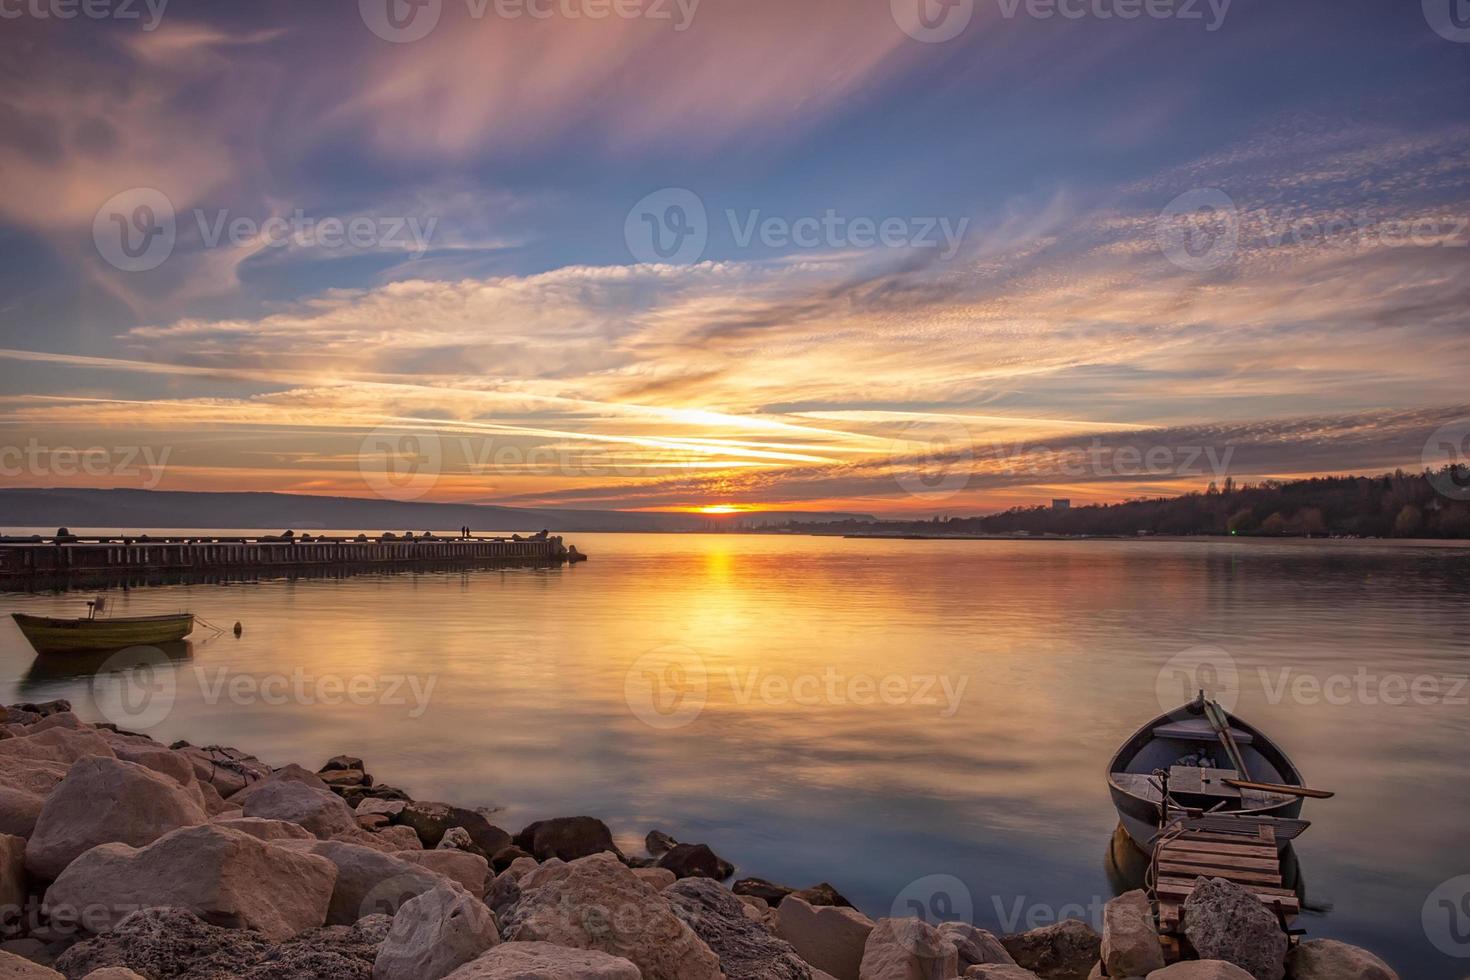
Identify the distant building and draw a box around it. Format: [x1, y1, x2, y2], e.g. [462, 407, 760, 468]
[1052, 499, 1071, 512]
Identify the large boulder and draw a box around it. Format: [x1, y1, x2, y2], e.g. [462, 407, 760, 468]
[396, 803, 509, 857]
[42, 824, 336, 940]
[858, 917, 959, 980]
[441, 942, 640, 979]
[1182, 878, 1286, 980]
[227, 764, 329, 805]
[1146, 963, 1256, 979]
[1102, 890, 1163, 978]
[393, 850, 489, 899]
[373, 882, 499, 980]
[512, 816, 621, 863]
[776, 894, 875, 980]
[1000, 919, 1100, 980]
[656, 842, 735, 881]
[241, 780, 358, 840]
[0, 787, 48, 840]
[1285, 939, 1397, 980]
[498, 852, 721, 980]
[209, 816, 314, 843]
[171, 744, 271, 799]
[665, 876, 812, 980]
[54, 906, 387, 979]
[26, 756, 207, 880]
[0, 728, 115, 767]
[938, 922, 1015, 971]
[0, 950, 60, 977]
[284, 839, 453, 925]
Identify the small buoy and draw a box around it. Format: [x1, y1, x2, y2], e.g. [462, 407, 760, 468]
[233, 622, 243, 637]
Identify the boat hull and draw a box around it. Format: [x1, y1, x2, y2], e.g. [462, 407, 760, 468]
[11, 613, 194, 654]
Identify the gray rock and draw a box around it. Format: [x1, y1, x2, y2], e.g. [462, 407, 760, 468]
[1285, 939, 1397, 980]
[858, 917, 959, 980]
[938, 922, 1015, 970]
[396, 804, 509, 858]
[441, 942, 640, 979]
[1102, 890, 1163, 978]
[393, 850, 489, 899]
[241, 780, 359, 840]
[512, 816, 621, 863]
[1181, 878, 1287, 980]
[645, 829, 678, 856]
[665, 876, 812, 979]
[282, 840, 451, 925]
[373, 883, 499, 980]
[1145, 962, 1256, 979]
[209, 816, 315, 843]
[776, 895, 875, 980]
[1000, 919, 1100, 980]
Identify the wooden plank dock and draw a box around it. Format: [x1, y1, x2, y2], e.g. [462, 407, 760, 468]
[0, 533, 586, 586]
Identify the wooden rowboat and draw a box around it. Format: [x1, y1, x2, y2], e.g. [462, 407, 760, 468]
[11, 612, 194, 654]
[1107, 694, 1314, 853]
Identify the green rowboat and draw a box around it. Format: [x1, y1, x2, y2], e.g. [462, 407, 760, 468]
[11, 612, 194, 655]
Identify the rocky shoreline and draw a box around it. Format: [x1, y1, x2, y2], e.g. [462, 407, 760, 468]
[0, 699, 1399, 980]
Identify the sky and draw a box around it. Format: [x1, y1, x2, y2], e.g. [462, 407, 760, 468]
[0, 0, 1468, 515]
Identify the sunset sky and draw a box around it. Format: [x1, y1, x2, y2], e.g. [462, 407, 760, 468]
[1, 0, 1468, 514]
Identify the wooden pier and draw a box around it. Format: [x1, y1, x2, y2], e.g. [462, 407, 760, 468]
[0, 533, 585, 587]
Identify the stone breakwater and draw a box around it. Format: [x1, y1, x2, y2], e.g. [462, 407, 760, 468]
[0, 699, 1400, 980]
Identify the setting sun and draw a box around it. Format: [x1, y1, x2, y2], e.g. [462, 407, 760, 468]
[696, 504, 747, 515]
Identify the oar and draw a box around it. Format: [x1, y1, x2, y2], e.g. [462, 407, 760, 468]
[1203, 699, 1251, 780]
[1223, 778, 1335, 800]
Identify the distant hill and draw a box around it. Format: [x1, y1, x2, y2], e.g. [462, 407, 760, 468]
[0, 488, 872, 534]
[764, 469, 1470, 539]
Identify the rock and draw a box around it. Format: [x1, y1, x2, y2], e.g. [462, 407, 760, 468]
[375, 826, 422, 851]
[321, 755, 365, 773]
[0, 950, 60, 977]
[1145, 963, 1255, 980]
[286, 839, 453, 924]
[0, 941, 49, 966]
[320, 770, 371, 789]
[0, 834, 26, 912]
[794, 882, 856, 909]
[490, 846, 531, 873]
[342, 785, 412, 809]
[967, 967, 1043, 979]
[228, 764, 330, 805]
[357, 799, 407, 819]
[43, 824, 335, 940]
[25, 756, 207, 880]
[736, 877, 795, 906]
[358, 813, 391, 832]
[665, 876, 812, 980]
[397, 803, 509, 857]
[394, 849, 489, 899]
[55, 906, 387, 979]
[1001, 919, 1100, 980]
[656, 842, 735, 880]
[499, 852, 722, 980]
[1285, 939, 1397, 980]
[512, 816, 621, 863]
[241, 780, 359, 840]
[1182, 878, 1287, 980]
[373, 882, 499, 980]
[441, 942, 640, 979]
[0, 788, 46, 839]
[938, 923, 1015, 970]
[633, 867, 676, 890]
[1102, 890, 1164, 978]
[211, 816, 315, 842]
[173, 744, 271, 799]
[99, 740, 206, 807]
[81, 969, 149, 979]
[646, 829, 678, 856]
[0, 728, 115, 767]
[858, 917, 959, 980]
[439, 827, 474, 850]
[196, 781, 231, 817]
[776, 894, 875, 980]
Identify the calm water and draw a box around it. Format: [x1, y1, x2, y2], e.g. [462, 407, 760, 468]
[3, 533, 1469, 976]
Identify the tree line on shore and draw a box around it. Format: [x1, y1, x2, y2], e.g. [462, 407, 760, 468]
[769, 467, 1470, 539]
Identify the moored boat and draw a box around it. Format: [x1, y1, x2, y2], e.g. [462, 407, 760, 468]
[12, 611, 195, 654]
[1107, 693, 1322, 853]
